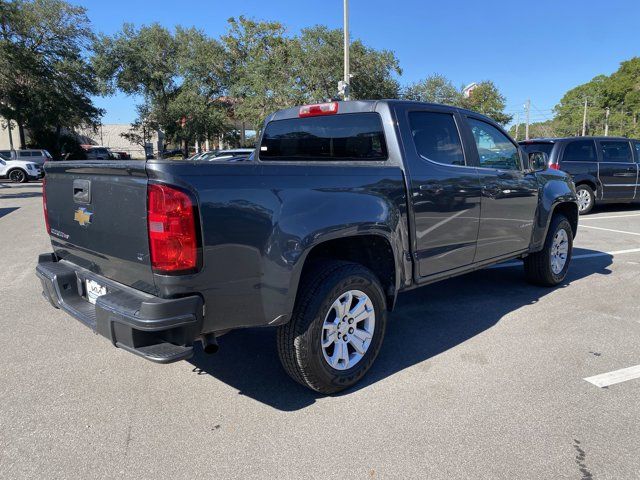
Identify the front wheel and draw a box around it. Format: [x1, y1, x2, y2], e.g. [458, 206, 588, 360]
[8, 169, 28, 183]
[576, 184, 595, 214]
[524, 214, 573, 286]
[277, 261, 387, 394]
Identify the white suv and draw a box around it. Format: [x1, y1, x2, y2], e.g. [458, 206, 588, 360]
[0, 153, 43, 183]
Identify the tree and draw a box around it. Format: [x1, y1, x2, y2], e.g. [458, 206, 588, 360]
[93, 22, 180, 150]
[222, 16, 299, 130]
[553, 75, 607, 137]
[403, 74, 462, 105]
[0, 0, 102, 154]
[461, 81, 512, 125]
[293, 25, 401, 102]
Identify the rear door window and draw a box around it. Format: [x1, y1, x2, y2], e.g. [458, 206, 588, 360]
[408, 111, 465, 166]
[634, 142, 640, 162]
[562, 140, 597, 162]
[600, 141, 633, 163]
[260, 113, 387, 161]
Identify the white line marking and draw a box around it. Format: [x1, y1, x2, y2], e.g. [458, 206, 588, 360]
[584, 365, 640, 388]
[488, 247, 640, 269]
[580, 213, 640, 220]
[580, 225, 640, 236]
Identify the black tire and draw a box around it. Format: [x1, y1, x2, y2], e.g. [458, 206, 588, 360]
[277, 261, 387, 394]
[8, 169, 28, 183]
[575, 184, 595, 215]
[524, 214, 573, 287]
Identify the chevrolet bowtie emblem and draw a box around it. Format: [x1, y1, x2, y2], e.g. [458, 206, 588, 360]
[74, 207, 93, 226]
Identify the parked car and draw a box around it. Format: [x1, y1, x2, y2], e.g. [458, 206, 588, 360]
[82, 146, 115, 160]
[520, 137, 640, 214]
[198, 148, 254, 161]
[36, 101, 578, 393]
[0, 152, 43, 182]
[0, 149, 53, 165]
[112, 151, 131, 160]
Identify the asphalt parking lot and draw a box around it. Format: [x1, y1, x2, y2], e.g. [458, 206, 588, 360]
[1, 180, 639, 479]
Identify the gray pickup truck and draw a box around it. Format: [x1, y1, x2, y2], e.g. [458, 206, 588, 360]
[37, 100, 578, 393]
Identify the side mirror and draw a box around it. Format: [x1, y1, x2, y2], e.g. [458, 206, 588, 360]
[528, 151, 549, 172]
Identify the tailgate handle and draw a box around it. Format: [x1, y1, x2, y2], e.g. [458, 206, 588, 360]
[73, 179, 91, 204]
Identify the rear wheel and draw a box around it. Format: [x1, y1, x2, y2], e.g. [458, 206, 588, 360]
[575, 184, 595, 214]
[277, 261, 387, 394]
[524, 214, 573, 286]
[8, 169, 27, 183]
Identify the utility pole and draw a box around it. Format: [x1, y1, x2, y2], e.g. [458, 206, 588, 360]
[581, 98, 588, 136]
[514, 113, 520, 141]
[338, 0, 350, 101]
[525, 99, 530, 140]
[604, 107, 610, 137]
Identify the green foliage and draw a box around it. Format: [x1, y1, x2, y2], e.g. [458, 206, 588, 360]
[508, 120, 558, 141]
[294, 25, 401, 103]
[0, 0, 102, 154]
[553, 58, 640, 138]
[222, 16, 299, 130]
[460, 81, 512, 125]
[403, 74, 462, 105]
[402, 76, 512, 125]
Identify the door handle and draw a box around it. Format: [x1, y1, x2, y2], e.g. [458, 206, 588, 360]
[419, 184, 443, 194]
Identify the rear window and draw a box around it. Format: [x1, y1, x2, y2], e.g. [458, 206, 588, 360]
[520, 142, 554, 156]
[259, 113, 387, 161]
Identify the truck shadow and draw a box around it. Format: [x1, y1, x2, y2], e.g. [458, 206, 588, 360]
[188, 248, 612, 411]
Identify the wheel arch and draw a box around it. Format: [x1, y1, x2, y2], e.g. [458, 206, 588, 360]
[292, 234, 400, 314]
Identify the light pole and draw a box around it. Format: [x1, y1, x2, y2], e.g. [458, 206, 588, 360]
[339, 0, 350, 101]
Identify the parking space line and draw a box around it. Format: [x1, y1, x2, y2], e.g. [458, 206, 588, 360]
[584, 365, 640, 388]
[579, 225, 640, 236]
[489, 247, 640, 269]
[580, 213, 640, 220]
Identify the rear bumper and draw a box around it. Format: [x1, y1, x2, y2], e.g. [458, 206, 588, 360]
[36, 253, 203, 363]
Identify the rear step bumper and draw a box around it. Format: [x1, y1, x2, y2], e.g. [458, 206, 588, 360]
[36, 253, 203, 364]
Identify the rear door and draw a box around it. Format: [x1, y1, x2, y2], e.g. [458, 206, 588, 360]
[463, 116, 539, 262]
[597, 139, 637, 200]
[44, 161, 156, 293]
[396, 104, 482, 277]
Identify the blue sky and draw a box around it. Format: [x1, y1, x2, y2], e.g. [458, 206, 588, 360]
[75, 0, 640, 125]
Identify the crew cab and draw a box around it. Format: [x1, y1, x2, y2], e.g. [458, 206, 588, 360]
[36, 101, 578, 393]
[520, 137, 640, 214]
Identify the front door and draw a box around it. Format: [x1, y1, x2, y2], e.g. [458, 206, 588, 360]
[463, 116, 539, 262]
[397, 106, 482, 278]
[597, 140, 637, 200]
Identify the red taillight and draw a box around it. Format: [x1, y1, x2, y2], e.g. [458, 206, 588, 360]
[549, 162, 560, 170]
[42, 178, 50, 234]
[147, 183, 199, 274]
[299, 102, 339, 117]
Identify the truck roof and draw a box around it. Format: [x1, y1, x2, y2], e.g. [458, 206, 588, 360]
[266, 100, 497, 124]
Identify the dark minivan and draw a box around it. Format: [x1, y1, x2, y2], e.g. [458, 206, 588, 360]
[520, 137, 640, 214]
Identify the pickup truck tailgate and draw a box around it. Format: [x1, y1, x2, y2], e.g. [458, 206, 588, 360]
[44, 161, 156, 294]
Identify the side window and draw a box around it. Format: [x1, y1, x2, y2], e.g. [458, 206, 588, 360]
[601, 141, 633, 163]
[408, 111, 465, 166]
[634, 142, 640, 163]
[467, 118, 521, 170]
[562, 140, 597, 162]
